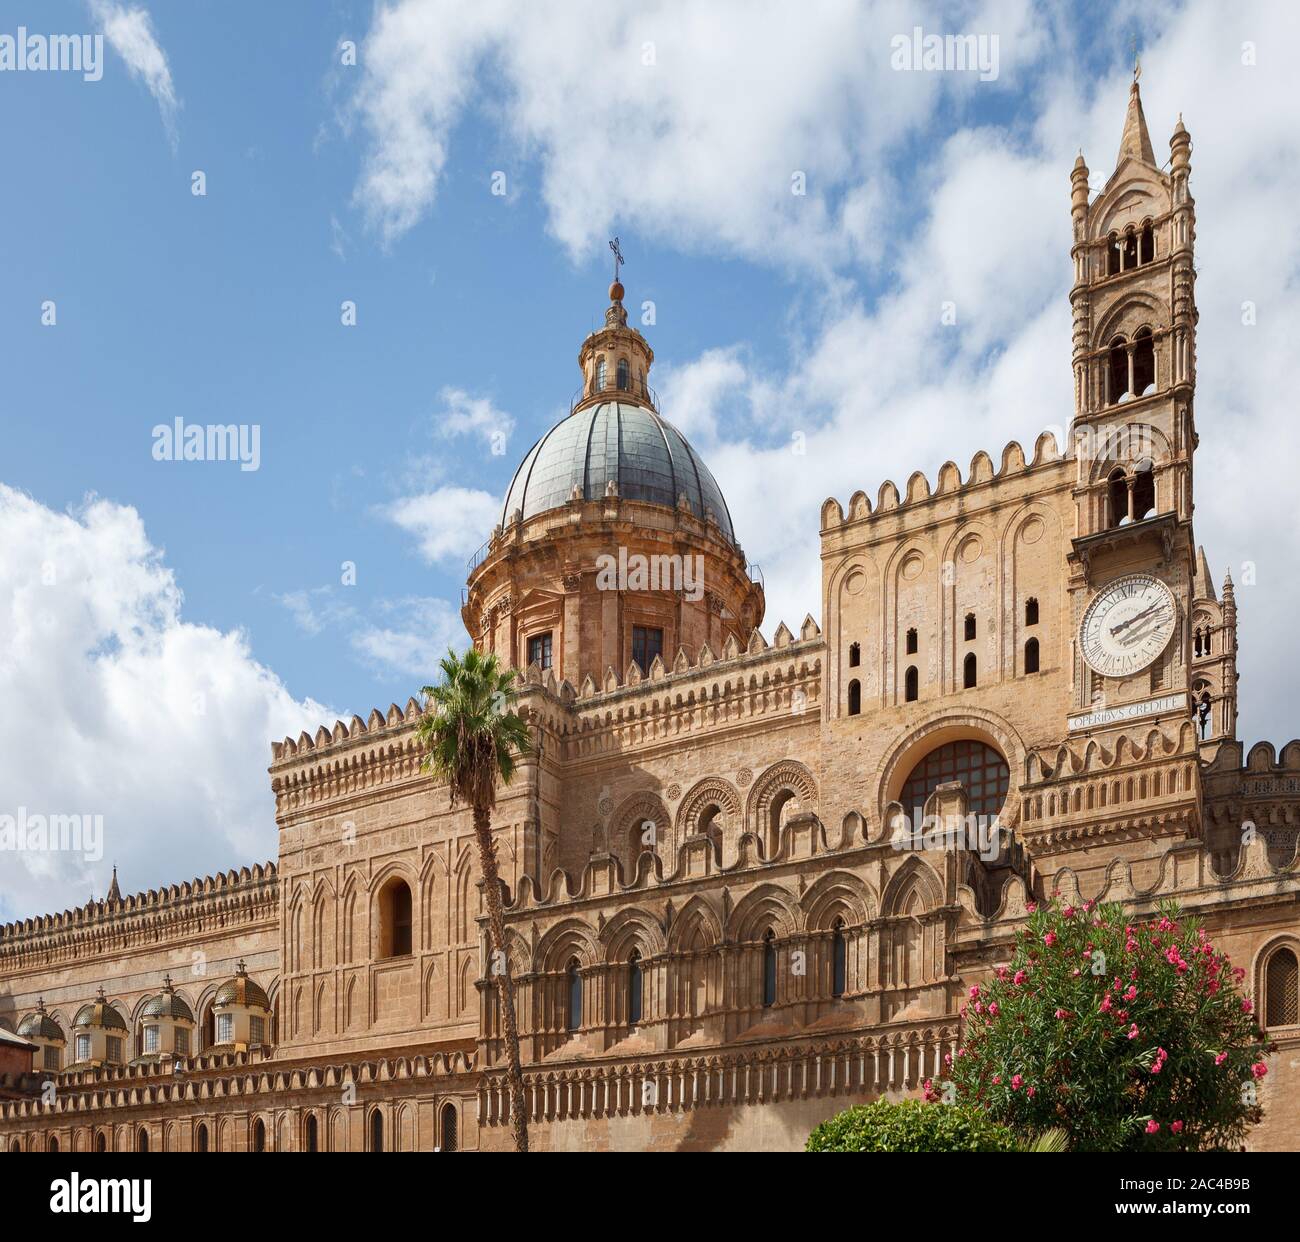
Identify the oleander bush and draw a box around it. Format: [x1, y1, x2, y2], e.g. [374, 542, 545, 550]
[939, 898, 1272, 1151]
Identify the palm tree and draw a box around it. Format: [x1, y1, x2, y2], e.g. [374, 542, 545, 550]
[417, 647, 532, 1153]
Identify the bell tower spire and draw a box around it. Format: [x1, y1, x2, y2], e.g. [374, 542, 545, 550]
[1117, 75, 1157, 169]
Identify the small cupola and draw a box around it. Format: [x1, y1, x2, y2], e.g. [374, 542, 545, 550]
[210, 959, 273, 1053]
[17, 997, 66, 1073]
[575, 240, 656, 414]
[71, 987, 128, 1067]
[136, 974, 196, 1063]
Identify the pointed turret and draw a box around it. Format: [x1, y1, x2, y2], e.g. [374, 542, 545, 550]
[106, 864, 121, 904]
[1117, 79, 1157, 168]
[1194, 545, 1216, 601]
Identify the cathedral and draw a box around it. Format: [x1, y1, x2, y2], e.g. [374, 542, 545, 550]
[2, 80, 1299, 1153]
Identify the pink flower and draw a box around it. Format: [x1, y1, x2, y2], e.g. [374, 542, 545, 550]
[923, 1078, 938, 1102]
[1252, 1062, 1268, 1079]
[969, 985, 981, 999]
[1026, 1086, 1036, 1099]
[992, 1075, 1002, 1085]
[1026, 902, 1037, 913]
[1100, 995, 1113, 1013]
[1063, 906, 1075, 918]
[1044, 932, 1057, 947]
[987, 1002, 999, 1017]
[1145, 1120, 1160, 1134]
[1214, 1052, 1229, 1066]
[1013, 970, 1027, 985]
[1127, 1024, 1140, 1040]
[1242, 998, 1253, 1013]
[1054, 1008, 1070, 1020]
[1171, 1120, 1184, 1134]
[1011, 1074, 1023, 1090]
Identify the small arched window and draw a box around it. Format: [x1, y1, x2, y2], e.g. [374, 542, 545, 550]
[963, 652, 977, 689]
[1133, 328, 1155, 396]
[566, 958, 583, 1031]
[1025, 597, 1039, 627]
[905, 627, 918, 655]
[699, 804, 723, 862]
[1108, 337, 1129, 404]
[1132, 458, 1155, 520]
[964, 613, 976, 642]
[1123, 227, 1138, 269]
[847, 679, 861, 716]
[904, 665, 919, 703]
[595, 357, 607, 390]
[136, 1127, 149, 1153]
[1108, 467, 1130, 527]
[441, 1102, 459, 1152]
[9, 1138, 19, 1153]
[95, 1131, 107, 1153]
[253, 1117, 266, 1153]
[848, 641, 860, 667]
[305, 1114, 318, 1153]
[616, 358, 630, 390]
[762, 930, 777, 1008]
[628, 949, 643, 1025]
[370, 1109, 384, 1153]
[378, 878, 413, 958]
[1140, 220, 1154, 264]
[831, 919, 847, 998]
[1024, 637, 1040, 675]
[1106, 232, 1121, 276]
[195, 1123, 208, 1153]
[1265, 947, 1299, 1028]
[48, 1136, 59, 1153]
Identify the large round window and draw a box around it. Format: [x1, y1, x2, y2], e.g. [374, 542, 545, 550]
[899, 740, 1009, 821]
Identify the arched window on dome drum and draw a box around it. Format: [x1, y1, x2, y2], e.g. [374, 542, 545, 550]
[1132, 458, 1156, 520]
[963, 652, 977, 689]
[595, 357, 607, 391]
[566, 958, 582, 1031]
[847, 679, 861, 716]
[904, 665, 918, 703]
[1265, 947, 1299, 1028]
[900, 739, 1009, 823]
[831, 919, 847, 998]
[136, 1127, 149, 1153]
[617, 358, 630, 390]
[848, 641, 860, 667]
[762, 930, 777, 1008]
[1024, 637, 1040, 675]
[1140, 220, 1154, 264]
[305, 1114, 318, 1153]
[1025, 597, 1039, 627]
[369, 1109, 384, 1152]
[196, 1123, 209, 1153]
[441, 1102, 459, 1152]
[253, 1117, 266, 1153]
[628, 949, 643, 1025]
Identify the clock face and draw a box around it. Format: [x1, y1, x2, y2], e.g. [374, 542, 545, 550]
[1079, 574, 1177, 678]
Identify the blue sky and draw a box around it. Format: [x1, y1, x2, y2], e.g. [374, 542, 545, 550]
[4, 0, 1299, 918]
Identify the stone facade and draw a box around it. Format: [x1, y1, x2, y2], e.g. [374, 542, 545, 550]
[2, 81, 1299, 1153]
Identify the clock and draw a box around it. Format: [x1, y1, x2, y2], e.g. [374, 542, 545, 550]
[1079, 573, 1177, 678]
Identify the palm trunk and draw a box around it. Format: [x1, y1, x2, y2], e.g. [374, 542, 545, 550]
[473, 805, 529, 1153]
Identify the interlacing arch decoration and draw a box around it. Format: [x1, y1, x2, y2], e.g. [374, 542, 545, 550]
[745, 760, 818, 858]
[599, 907, 666, 963]
[880, 854, 943, 918]
[611, 792, 671, 872]
[802, 871, 874, 931]
[729, 883, 802, 943]
[674, 777, 741, 859]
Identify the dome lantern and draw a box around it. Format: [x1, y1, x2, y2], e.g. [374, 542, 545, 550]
[18, 997, 66, 1073]
[70, 987, 128, 1068]
[210, 959, 273, 1054]
[136, 973, 197, 1064]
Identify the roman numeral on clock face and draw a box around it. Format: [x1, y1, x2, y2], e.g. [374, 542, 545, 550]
[1079, 574, 1176, 679]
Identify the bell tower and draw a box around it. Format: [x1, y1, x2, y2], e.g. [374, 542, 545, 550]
[1064, 75, 1200, 725]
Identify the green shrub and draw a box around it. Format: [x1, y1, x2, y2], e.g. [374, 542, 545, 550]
[805, 1097, 1016, 1152]
[944, 899, 1272, 1151]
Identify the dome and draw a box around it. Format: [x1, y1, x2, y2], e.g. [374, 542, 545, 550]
[141, 989, 194, 1023]
[501, 401, 737, 546]
[18, 1009, 64, 1042]
[74, 992, 127, 1031]
[214, 963, 270, 1011]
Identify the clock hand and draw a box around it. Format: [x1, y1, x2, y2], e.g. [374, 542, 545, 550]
[1110, 603, 1158, 636]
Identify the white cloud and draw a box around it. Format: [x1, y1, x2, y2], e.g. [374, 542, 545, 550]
[351, 596, 464, 679]
[0, 486, 328, 921]
[436, 386, 515, 454]
[381, 486, 501, 566]
[87, 1, 180, 147]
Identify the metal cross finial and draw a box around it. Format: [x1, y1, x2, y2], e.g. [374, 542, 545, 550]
[609, 236, 624, 284]
[1131, 33, 1141, 82]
